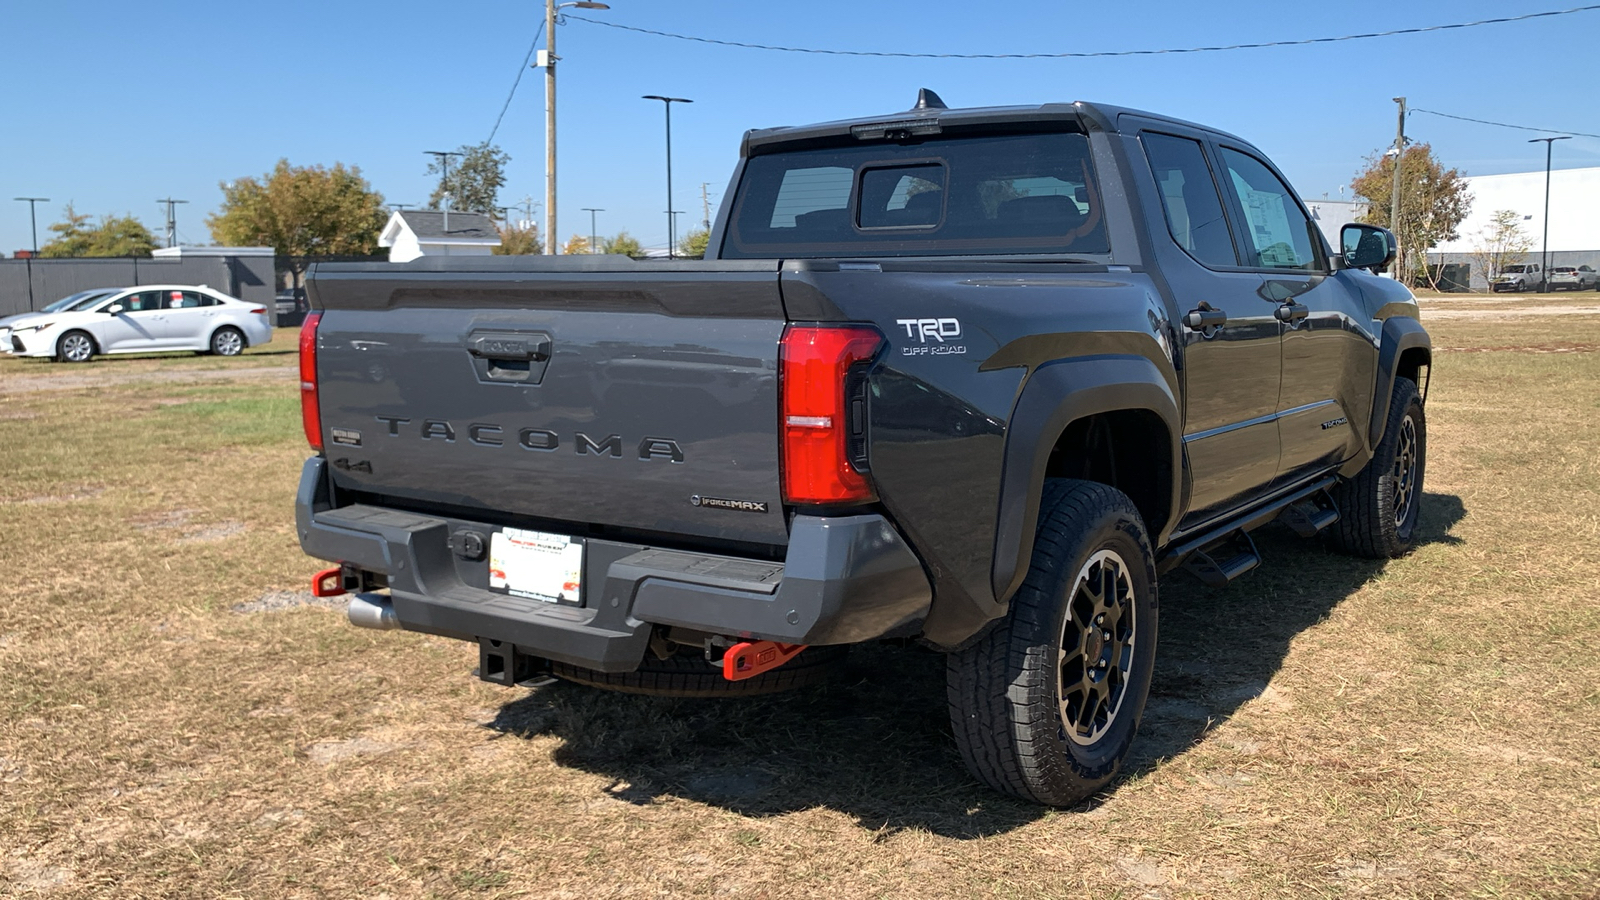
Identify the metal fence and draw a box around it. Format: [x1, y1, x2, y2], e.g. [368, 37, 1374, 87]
[0, 254, 277, 320]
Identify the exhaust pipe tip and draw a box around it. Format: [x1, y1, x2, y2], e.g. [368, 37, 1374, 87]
[347, 593, 400, 631]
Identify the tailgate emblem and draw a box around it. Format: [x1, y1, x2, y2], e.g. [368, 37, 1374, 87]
[691, 495, 769, 513]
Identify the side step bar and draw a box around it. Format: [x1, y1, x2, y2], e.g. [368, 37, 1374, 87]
[1279, 491, 1340, 538]
[1158, 476, 1341, 583]
[1182, 531, 1260, 588]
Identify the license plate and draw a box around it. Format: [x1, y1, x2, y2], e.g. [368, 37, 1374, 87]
[488, 528, 583, 604]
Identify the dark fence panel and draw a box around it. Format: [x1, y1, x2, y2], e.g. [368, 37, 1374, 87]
[0, 254, 277, 319]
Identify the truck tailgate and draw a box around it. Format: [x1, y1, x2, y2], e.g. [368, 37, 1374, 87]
[308, 260, 790, 546]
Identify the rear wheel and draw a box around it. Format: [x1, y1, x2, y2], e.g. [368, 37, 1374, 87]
[551, 645, 848, 698]
[56, 330, 95, 363]
[947, 479, 1158, 806]
[1329, 377, 1425, 558]
[210, 327, 245, 356]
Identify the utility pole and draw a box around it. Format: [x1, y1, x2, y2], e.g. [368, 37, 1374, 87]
[1389, 97, 1406, 283]
[156, 198, 188, 249]
[13, 197, 48, 310]
[581, 207, 603, 253]
[1529, 136, 1571, 293]
[701, 182, 711, 233]
[642, 95, 692, 258]
[425, 150, 463, 232]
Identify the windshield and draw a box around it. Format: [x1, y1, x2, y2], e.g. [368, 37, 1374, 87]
[66, 290, 117, 311]
[42, 289, 113, 313]
[723, 130, 1108, 259]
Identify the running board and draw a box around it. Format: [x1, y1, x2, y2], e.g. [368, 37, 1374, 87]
[1157, 475, 1339, 576]
[1279, 490, 1340, 538]
[1182, 531, 1260, 588]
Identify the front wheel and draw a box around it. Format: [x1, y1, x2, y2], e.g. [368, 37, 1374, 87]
[947, 479, 1158, 806]
[1329, 377, 1426, 558]
[210, 326, 245, 357]
[56, 330, 95, 363]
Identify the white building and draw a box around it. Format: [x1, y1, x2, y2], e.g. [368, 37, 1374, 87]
[1430, 166, 1600, 289]
[1304, 199, 1370, 251]
[379, 210, 501, 262]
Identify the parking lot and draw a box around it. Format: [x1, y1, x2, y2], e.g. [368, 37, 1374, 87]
[2, 302, 1597, 898]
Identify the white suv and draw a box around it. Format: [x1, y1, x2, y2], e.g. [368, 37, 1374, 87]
[5, 284, 273, 363]
[1491, 263, 1543, 292]
[1548, 266, 1599, 291]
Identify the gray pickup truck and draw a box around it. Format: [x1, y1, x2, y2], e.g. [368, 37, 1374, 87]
[295, 90, 1430, 806]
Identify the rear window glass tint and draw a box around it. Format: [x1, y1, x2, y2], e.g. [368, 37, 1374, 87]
[724, 131, 1108, 258]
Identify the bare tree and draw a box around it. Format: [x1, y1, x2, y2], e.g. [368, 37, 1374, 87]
[1467, 209, 1532, 290]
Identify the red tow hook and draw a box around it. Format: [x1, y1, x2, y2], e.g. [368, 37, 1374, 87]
[722, 641, 806, 681]
[311, 567, 346, 598]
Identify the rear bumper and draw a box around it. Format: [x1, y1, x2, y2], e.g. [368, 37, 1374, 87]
[294, 457, 932, 672]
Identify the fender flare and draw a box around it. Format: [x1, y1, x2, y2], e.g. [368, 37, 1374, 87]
[990, 355, 1182, 605]
[1368, 316, 1430, 448]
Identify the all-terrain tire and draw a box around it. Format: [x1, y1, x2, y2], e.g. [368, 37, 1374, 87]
[947, 479, 1158, 807]
[551, 645, 848, 698]
[1328, 376, 1426, 558]
[55, 330, 96, 363]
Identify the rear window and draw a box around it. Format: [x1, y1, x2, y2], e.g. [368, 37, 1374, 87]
[723, 131, 1109, 259]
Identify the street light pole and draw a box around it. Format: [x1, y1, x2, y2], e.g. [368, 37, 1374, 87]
[543, 0, 612, 255]
[425, 151, 463, 232]
[581, 207, 603, 253]
[1529, 136, 1571, 293]
[642, 95, 692, 258]
[14, 196, 48, 311]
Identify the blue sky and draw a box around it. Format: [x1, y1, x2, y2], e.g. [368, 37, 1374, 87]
[3, 0, 1597, 255]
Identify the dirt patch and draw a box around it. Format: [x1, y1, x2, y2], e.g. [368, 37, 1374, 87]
[13, 485, 106, 505]
[175, 521, 245, 544]
[0, 365, 293, 395]
[231, 590, 347, 614]
[305, 736, 414, 765]
[1423, 304, 1600, 319]
[1436, 342, 1598, 353]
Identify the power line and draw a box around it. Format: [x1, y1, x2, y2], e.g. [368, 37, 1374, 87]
[486, 21, 547, 146]
[1411, 108, 1600, 141]
[566, 5, 1600, 59]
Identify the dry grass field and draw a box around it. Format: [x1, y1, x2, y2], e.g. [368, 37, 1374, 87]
[2, 305, 1597, 899]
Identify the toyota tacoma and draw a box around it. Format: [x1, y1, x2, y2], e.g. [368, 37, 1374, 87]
[294, 90, 1431, 806]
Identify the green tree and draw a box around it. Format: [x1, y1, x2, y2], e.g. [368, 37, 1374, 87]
[1350, 143, 1470, 287]
[208, 159, 387, 285]
[494, 222, 543, 255]
[601, 231, 643, 258]
[678, 228, 710, 259]
[1467, 209, 1533, 287]
[39, 205, 157, 258]
[428, 143, 509, 216]
[562, 234, 591, 255]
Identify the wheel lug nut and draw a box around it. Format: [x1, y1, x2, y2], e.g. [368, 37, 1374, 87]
[1102, 631, 1111, 642]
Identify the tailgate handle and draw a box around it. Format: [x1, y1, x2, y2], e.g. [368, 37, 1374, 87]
[468, 334, 550, 362]
[466, 331, 553, 384]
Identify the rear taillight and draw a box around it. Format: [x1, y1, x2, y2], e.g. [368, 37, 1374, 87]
[299, 312, 322, 451]
[780, 324, 882, 505]
[249, 307, 268, 315]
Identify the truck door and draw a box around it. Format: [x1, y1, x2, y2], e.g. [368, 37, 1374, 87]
[1210, 146, 1373, 486]
[1136, 130, 1282, 529]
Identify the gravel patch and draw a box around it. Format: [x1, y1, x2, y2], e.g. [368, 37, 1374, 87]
[232, 590, 347, 614]
[0, 365, 293, 395]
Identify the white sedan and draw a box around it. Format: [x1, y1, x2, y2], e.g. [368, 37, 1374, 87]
[5, 285, 273, 363]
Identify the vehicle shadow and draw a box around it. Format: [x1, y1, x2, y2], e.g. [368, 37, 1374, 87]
[486, 491, 1466, 838]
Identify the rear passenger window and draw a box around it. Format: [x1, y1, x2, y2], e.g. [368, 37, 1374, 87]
[1218, 148, 1320, 271]
[1141, 133, 1237, 268]
[768, 166, 853, 228]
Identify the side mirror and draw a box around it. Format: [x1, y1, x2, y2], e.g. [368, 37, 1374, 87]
[104, 304, 125, 315]
[1340, 223, 1397, 274]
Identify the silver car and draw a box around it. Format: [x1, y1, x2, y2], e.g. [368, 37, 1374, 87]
[5, 284, 273, 362]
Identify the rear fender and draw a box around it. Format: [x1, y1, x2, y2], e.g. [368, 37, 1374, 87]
[990, 355, 1182, 605]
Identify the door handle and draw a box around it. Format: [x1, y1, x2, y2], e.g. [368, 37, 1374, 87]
[1183, 306, 1227, 331]
[1273, 303, 1310, 323]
